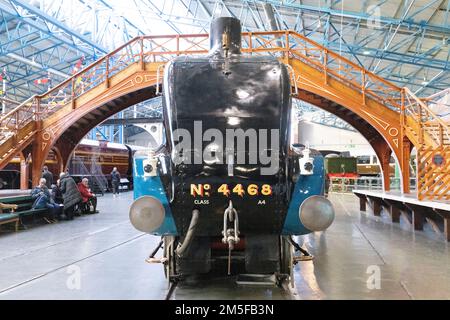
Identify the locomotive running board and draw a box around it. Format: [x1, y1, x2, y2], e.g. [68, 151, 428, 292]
[293, 255, 314, 262]
[145, 257, 168, 264]
[236, 274, 277, 286]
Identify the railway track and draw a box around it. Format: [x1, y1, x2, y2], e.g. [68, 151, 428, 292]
[163, 274, 298, 300]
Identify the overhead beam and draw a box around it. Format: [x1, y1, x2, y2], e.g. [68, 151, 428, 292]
[6, 52, 69, 78]
[100, 118, 163, 125]
[0, 1, 98, 56]
[255, 0, 450, 35]
[8, 0, 107, 53]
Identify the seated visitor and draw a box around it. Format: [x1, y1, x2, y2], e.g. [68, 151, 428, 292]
[59, 172, 82, 220]
[77, 178, 98, 214]
[51, 179, 64, 204]
[31, 178, 63, 223]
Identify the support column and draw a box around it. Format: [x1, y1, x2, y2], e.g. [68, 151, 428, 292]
[20, 153, 31, 190]
[383, 199, 403, 223]
[389, 205, 401, 223]
[435, 209, 450, 242]
[368, 196, 382, 216]
[401, 138, 411, 194]
[445, 218, 450, 242]
[359, 196, 366, 211]
[405, 204, 425, 231]
[31, 143, 45, 187]
[31, 122, 47, 187]
[413, 210, 424, 230]
[371, 139, 392, 192]
[354, 193, 367, 211]
[52, 147, 65, 176]
[54, 137, 77, 174]
[380, 156, 391, 192]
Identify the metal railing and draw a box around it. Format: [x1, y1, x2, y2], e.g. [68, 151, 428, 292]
[0, 30, 423, 147]
[403, 87, 450, 147]
[329, 176, 417, 194]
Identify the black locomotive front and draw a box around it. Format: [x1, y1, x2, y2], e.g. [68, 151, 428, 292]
[162, 17, 291, 238]
[129, 17, 334, 278]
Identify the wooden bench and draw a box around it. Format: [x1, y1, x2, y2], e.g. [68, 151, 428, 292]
[354, 189, 450, 242]
[0, 202, 19, 232]
[0, 195, 49, 231]
[0, 212, 19, 232]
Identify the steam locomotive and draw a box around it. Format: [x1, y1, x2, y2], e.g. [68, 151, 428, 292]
[129, 17, 335, 282]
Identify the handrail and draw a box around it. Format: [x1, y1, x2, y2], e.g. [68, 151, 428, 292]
[404, 87, 449, 129]
[403, 87, 450, 145]
[0, 95, 37, 123]
[427, 88, 450, 100]
[288, 31, 402, 92]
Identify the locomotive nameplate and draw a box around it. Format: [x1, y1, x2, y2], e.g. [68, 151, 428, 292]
[190, 184, 273, 197]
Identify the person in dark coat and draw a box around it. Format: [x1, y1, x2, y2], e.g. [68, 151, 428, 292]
[51, 179, 64, 204]
[42, 166, 53, 189]
[31, 178, 62, 223]
[59, 172, 82, 220]
[110, 167, 121, 197]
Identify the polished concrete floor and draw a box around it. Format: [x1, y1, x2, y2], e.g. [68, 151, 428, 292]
[0, 192, 449, 300]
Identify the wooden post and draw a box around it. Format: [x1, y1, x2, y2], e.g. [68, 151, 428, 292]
[105, 57, 110, 89]
[401, 138, 411, 194]
[435, 209, 450, 242]
[445, 218, 450, 242]
[31, 126, 47, 188]
[368, 196, 382, 216]
[359, 196, 366, 211]
[383, 199, 402, 223]
[390, 205, 401, 223]
[139, 37, 145, 71]
[381, 156, 391, 192]
[20, 156, 30, 190]
[361, 70, 366, 106]
[71, 78, 75, 109]
[413, 210, 424, 230]
[373, 200, 382, 216]
[406, 204, 425, 231]
[323, 49, 328, 85]
[354, 193, 367, 211]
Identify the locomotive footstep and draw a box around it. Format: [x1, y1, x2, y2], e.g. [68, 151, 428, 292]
[145, 257, 168, 264]
[293, 255, 314, 262]
[236, 274, 277, 286]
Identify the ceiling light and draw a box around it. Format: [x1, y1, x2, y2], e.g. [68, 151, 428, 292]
[227, 117, 240, 126]
[236, 89, 250, 99]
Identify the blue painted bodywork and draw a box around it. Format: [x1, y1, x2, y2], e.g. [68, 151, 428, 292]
[282, 155, 325, 235]
[133, 155, 177, 235]
[133, 153, 325, 236]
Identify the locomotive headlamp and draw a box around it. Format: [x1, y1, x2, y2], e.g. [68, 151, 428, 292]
[143, 150, 158, 177]
[299, 195, 335, 231]
[129, 196, 165, 233]
[144, 163, 153, 174]
[299, 148, 314, 175]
